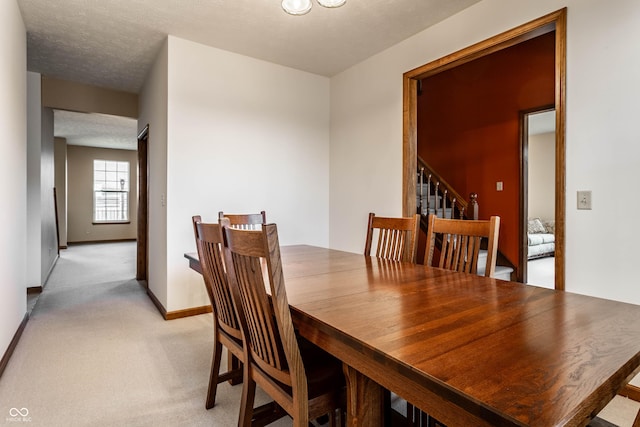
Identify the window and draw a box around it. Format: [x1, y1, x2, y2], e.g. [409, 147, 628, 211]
[93, 160, 129, 223]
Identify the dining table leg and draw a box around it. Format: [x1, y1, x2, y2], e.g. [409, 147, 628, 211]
[343, 363, 384, 427]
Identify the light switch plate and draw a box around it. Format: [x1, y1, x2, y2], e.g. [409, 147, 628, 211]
[577, 190, 592, 210]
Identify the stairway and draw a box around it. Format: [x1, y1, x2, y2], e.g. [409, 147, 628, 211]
[477, 250, 513, 280]
[416, 194, 455, 219]
[417, 158, 474, 221]
[416, 159, 515, 279]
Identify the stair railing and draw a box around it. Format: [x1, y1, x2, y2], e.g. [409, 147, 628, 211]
[416, 159, 515, 279]
[417, 156, 478, 221]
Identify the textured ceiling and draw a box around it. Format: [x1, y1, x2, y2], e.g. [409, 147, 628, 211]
[18, 0, 482, 94]
[54, 110, 138, 151]
[18, 0, 482, 149]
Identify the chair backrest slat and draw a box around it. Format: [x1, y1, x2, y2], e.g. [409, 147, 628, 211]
[219, 210, 267, 230]
[233, 252, 281, 368]
[222, 221, 305, 388]
[192, 216, 242, 339]
[365, 212, 420, 263]
[425, 214, 500, 278]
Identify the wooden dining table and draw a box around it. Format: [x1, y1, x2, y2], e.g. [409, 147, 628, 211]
[185, 245, 640, 427]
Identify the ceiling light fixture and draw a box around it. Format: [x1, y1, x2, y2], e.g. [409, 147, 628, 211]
[282, 0, 346, 16]
[316, 0, 347, 7]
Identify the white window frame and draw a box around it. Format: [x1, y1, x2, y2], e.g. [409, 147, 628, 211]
[93, 159, 130, 223]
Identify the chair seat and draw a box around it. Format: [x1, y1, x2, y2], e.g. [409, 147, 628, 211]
[260, 336, 344, 399]
[221, 331, 243, 352]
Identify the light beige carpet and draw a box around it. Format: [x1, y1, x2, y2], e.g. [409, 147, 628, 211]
[0, 242, 288, 426]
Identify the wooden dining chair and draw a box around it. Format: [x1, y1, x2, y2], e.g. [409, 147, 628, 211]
[192, 216, 244, 409]
[221, 220, 345, 427]
[423, 214, 500, 277]
[402, 214, 501, 427]
[365, 213, 420, 425]
[218, 210, 267, 230]
[364, 212, 420, 263]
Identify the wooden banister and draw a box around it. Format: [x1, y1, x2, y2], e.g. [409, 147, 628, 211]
[417, 156, 478, 220]
[469, 193, 478, 221]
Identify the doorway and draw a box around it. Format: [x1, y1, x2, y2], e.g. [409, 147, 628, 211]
[522, 108, 556, 288]
[402, 9, 566, 290]
[136, 125, 149, 284]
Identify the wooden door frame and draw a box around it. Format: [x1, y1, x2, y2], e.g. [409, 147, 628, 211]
[136, 124, 149, 284]
[402, 8, 566, 290]
[520, 106, 555, 284]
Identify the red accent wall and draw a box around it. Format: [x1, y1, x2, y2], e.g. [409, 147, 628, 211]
[417, 32, 555, 274]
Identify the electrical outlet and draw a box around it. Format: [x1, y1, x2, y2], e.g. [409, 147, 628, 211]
[577, 190, 592, 210]
[496, 181, 503, 191]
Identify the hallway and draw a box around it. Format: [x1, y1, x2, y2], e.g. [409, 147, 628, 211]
[0, 242, 282, 426]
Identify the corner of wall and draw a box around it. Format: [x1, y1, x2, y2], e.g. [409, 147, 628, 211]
[138, 36, 169, 310]
[0, 0, 27, 365]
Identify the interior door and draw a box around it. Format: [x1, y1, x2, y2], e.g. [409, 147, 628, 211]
[136, 125, 149, 283]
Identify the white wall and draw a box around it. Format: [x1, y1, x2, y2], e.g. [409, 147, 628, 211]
[27, 79, 58, 287]
[162, 36, 330, 312]
[26, 72, 41, 288]
[563, 0, 640, 303]
[329, 0, 640, 304]
[0, 0, 26, 356]
[54, 137, 68, 248]
[139, 39, 169, 310]
[528, 132, 555, 221]
[41, 107, 58, 282]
